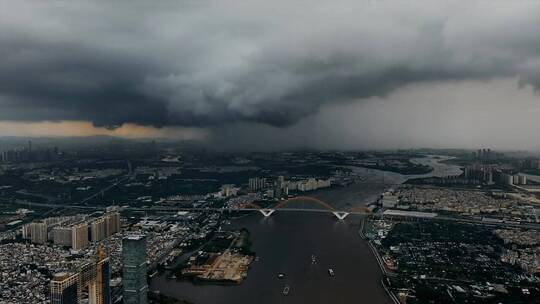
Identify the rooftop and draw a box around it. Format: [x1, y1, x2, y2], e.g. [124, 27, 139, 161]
[124, 233, 145, 241]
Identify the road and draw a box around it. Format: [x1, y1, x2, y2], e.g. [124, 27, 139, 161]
[78, 174, 131, 205]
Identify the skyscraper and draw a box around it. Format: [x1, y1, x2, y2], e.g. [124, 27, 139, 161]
[123, 234, 148, 304]
[90, 218, 107, 243]
[274, 176, 284, 198]
[28, 222, 48, 244]
[50, 272, 79, 304]
[91, 247, 111, 304]
[53, 226, 73, 247]
[71, 222, 89, 250]
[50, 247, 111, 304]
[248, 177, 267, 191]
[104, 212, 120, 236]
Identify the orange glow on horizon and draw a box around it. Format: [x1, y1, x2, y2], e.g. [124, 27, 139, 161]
[0, 121, 208, 140]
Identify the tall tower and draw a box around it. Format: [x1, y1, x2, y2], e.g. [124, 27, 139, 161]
[29, 222, 48, 244]
[104, 212, 120, 236]
[89, 246, 111, 304]
[122, 234, 148, 304]
[50, 272, 79, 304]
[50, 248, 111, 304]
[90, 218, 107, 242]
[71, 222, 89, 250]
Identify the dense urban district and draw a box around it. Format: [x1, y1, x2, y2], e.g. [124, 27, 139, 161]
[0, 138, 539, 303]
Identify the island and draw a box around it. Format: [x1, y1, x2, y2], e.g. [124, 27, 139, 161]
[176, 229, 255, 284]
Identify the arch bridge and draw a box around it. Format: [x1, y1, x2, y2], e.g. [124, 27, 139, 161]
[245, 196, 353, 220]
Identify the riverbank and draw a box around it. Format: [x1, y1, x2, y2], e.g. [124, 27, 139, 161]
[359, 218, 400, 304]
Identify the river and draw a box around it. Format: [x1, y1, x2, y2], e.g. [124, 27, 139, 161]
[149, 155, 462, 304]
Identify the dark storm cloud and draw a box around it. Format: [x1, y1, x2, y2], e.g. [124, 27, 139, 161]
[0, 32, 169, 128]
[1, 1, 540, 129]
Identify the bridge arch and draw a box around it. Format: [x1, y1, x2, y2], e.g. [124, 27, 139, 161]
[274, 196, 335, 211]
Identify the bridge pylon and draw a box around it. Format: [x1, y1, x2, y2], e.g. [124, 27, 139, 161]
[259, 209, 275, 217]
[332, 211, 349, 220]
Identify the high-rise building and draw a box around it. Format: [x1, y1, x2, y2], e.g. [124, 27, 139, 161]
[104, 212, 120, 236]
[53, 226, 73, 247]
[123, 234, 148, 304]
[21, 224, 30, 239]
[50, 272, 79, 304]
[274, 185, 282, 199]
[248, 177, 267, 191]
[90, 218, 107, 243]
[274, 176, 285, 198]
[27, 222, 48, 244]
[71, 223, 89, 250]
[50, 248, 111, 304]
[89, 247, 111, 304]
[49, 213, 120, 249]
[500, 173, 514, 185]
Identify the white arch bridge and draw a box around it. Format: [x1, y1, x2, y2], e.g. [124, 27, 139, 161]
[132, 196, 369, 220]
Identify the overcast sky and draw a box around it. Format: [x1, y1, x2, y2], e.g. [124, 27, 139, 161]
[1, 1, 540, 150]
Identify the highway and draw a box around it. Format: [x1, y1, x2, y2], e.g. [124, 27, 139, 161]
[78, 174, 131, 205]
